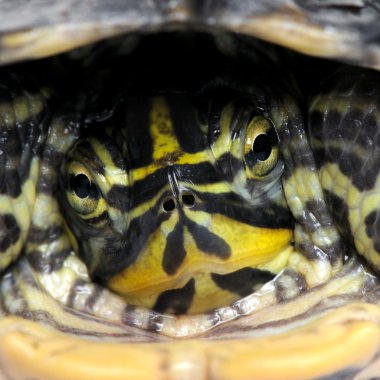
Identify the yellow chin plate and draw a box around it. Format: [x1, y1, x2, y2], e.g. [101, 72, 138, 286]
[108, 213, 293, 313]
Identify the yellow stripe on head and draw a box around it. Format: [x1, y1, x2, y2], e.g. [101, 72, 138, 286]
[150, 96, 182, 164]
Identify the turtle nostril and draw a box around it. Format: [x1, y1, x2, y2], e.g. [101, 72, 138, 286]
[163, 198, 176, 213]
[182, 192, 195, 208]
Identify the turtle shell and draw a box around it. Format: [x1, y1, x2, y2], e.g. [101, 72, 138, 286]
[0, 0, 379, 69]
[1, 1, 380, 380]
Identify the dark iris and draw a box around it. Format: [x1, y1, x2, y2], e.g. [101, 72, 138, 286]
[245, 133, 272, 167]
[70, 174, 93, 199]
[253, 134, 272, 161]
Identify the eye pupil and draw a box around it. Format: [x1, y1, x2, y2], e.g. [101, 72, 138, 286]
[244, 133, 273, 168]
[252, 134, 272, 161]
[71, 174, 92, 199]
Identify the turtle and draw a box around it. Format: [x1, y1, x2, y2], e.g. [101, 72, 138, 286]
[1, 1, 380, 379]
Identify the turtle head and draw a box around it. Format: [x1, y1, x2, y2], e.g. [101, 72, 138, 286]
[60, 92, 293, 314]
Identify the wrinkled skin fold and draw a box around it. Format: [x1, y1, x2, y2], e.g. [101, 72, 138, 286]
[1, 30, 380, 380]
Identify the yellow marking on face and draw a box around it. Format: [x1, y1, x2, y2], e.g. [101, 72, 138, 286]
[205, 213, 292, 270]
[108, 209, 292, 310]
[61, 94, 294, 314]
[131, 96, 211, 183]
[108, 214, 179, 297]
[90, 139, 128, 188]
[210, 102, 234, 159]
[150, 96, 181, 163]
[131, 165, 159, 183]
[185, 181, 232, 194]
[128, 192, 164, 221]
[131, 150, 212, 183]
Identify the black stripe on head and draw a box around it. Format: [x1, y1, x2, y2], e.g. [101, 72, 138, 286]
[207, 105, 223, 145]
[90, 202, 171, 282]
[129, 168, 168, 210]
[196, 191, 293, 229]
[185, 217, 231, 259]
[167, 96, 205, 153]
[106, 185, 129, 212]
[161, 213, 231, 276]
[173, 162, 223, 184]
[83, 133, 127, 173]
[211, 267, 275, 297]
[128, 162, 224, 210]
[106, 140, 127, 172]
[74, 141, 105, 176]
[125, 99, 153, 169]
[229, 99, 253, 138]
[215, 153, 243, 182]
[153, 278, 195, 315]
[207, 92, 232, 145]
[84, 211, 109, 225]
[162, 222, 186, 275]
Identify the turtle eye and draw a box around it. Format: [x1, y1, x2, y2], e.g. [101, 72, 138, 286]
[65, 162, 103, 217]
[243, 115, 279, 178]
[71, 173, 92, 199]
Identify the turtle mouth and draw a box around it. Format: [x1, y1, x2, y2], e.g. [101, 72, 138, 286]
[1, 7, 380, 377]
